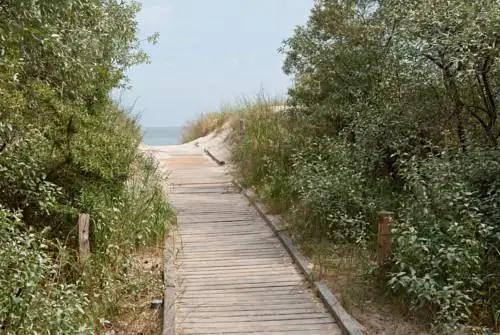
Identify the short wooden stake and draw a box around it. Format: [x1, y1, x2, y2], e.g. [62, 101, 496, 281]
[239, 119, 246, 135]
[78, 213, 91, 264]
[377, 211, 393, 267]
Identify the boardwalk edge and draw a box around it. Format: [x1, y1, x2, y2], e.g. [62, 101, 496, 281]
[203, 148, 225, 166]
[203, 147, 365, 335]
[163, 232, 177, 335]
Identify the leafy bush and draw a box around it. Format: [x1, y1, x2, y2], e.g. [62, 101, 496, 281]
[276, 0, 500, 329]
[389, 151, 489, 327]
[289, 138, 377, 244]
[0, 208, 91, 334]
[0, 0, 174, 332]
[213, 0, 500, 330]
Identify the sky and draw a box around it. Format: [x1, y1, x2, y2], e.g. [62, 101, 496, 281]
[117, 0, 313, 127]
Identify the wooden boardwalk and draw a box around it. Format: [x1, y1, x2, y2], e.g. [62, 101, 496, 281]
[156, 145, 341, 334]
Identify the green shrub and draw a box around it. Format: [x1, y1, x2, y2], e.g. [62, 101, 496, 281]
[73, 146, 173, 327]
[288, 138, 376, 244]
[389, 151, 488, 328]
[0, 0, 173, 332]
[0, 208, 91, 334]
[225, 94, 499, 329]
[276, 0, 500, 330]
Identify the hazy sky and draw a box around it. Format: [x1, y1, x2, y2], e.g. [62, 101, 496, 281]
[117, 0, 313, 127]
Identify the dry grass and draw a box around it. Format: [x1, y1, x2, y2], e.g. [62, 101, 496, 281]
[180, 110, 237, 143]
[302, 241, 434, 335]
[105, 246, 165, 335]
[180, 93, 285, 144]
[302, 242, 495, 334]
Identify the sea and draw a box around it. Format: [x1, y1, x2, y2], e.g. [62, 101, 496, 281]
[142, 126, 182, 146]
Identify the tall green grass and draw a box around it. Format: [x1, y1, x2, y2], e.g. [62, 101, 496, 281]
[77, 151, 174, 330]
[227, 97, 295, 213]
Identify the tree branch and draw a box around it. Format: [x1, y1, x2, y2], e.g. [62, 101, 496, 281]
[423, 53, 444, 69]
[465, 104, 488, 114]
[481, 58, 497, 125]
[469, 109, 490, 133]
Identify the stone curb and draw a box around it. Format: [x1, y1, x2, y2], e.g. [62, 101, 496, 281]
[203, 147, 365, 335]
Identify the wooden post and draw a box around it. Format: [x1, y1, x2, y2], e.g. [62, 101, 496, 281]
[239, 118, 245, 135]
[78, 214, 91, 264]
[377, 211, 393, 267]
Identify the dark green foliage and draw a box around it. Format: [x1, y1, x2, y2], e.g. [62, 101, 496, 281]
[0, 0, 172, 332]
[0, 208, 90, 333]
[229, 0, 500, 330]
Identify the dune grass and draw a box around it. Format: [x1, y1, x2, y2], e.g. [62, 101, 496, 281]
[180, 94, 285, 144]
[180, 110, 236, 143]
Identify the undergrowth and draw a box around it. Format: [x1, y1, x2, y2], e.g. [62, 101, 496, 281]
[194, 1, 500, 331]
[0, 1, 174, 332]
[185, 94, 500, 333]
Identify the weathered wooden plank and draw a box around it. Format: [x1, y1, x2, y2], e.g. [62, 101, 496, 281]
[181, 272, 299, 281]
[179, 250, 284, 259]
[177, 218, 260, 224]
[177, 302, 323, 312]
[179, 313, 333, 324]
[182, 278, 302, 287]
[178, 223, 264, 230]
[179, 228, 268, 234]
[180, 239, 279, 248]
[180, 289, 310, 299]
[169, 199, 247, 205]
[179, 239, 282, 248]
[77, 213, 91, 264]
[179, 322, 340, 333]
[178, 248, 284, 255]
[179, 255, 288, 263]
[178, 229, 270, 235]
[178, 233, 273, 240]
[179, 272, 298, 281]
[176, 213, 259, 220]
[177, 297, 317, 305]
[185, 331, 339, 335]
[180, 259, 292, 269]
[177, 217, 259, 224]
[181, 281, 305, 291]
[179, 249, 286, 257]
[178, 290, 313, 298]
[157, 150, 341, 334]
[163, 232, 176, 335]
[178, 235, 274, 243]
[177, 308, 325, 317]
[175, 209, 256, 216]
[179, 264, 295, 273]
